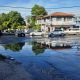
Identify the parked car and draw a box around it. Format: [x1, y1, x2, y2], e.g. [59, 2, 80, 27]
[48, 29, 65, 37]
[0, 30, 2, 36]
[24, 29, 34, 34]
[2, 30, 15, 35]
[64, 29, 80, 35]
[30, 30, 45, 36]
[15, 30, 25, 37]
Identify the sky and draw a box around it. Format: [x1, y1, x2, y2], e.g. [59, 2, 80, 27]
[0, 0, 80, 18]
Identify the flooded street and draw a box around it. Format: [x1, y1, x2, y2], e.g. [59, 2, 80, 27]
[0, 35, 80, 80]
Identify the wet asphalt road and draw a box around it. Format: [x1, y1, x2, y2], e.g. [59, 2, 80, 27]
[0, 35, 80, 80]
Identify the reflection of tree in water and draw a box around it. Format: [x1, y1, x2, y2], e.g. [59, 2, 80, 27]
[4, 42, 25, 52]
[32, 42, 46, 55]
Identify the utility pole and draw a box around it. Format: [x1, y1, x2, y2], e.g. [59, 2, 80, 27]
[50, 15, 52, 32]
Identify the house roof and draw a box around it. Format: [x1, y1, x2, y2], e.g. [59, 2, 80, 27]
[48, 12, 74, 17]
[37, 12, 74, 19]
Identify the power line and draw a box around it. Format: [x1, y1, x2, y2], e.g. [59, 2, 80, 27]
[0, 8, 80, 13]
[0, 6, 80, 16]
[46, 6, 80, 9]
[0, 5, 31, 9]
[0, 5, 80, 9]
[0, 9, 80, 16]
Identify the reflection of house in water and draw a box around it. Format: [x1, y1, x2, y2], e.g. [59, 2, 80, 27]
[33, 40, 72, 52]
[33, 37, 73, 50]
[75, 45, 80, 56]
[50, 45, 72, 50]
[77, 45, 80, 51]
[45, 42, 72, 50]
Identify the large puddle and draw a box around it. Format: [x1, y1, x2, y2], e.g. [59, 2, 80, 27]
[0, 36, 80, 80]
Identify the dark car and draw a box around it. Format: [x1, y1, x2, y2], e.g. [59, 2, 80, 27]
[0, 30, 2, 36]
[48, 29, 65, 37]
[15, 30, 25, 37]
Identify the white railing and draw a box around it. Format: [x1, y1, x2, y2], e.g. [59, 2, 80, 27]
[52, 21, 76, 25]
[37, 20, 76, 25]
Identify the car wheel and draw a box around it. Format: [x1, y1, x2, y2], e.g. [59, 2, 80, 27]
[41, 34, 44, 37]
[32, 34, 34, 36]
[48, 34, 52, 38]
[21, 33, 25, 37]
[48, 34, 51, 37]
[61, 34, 65, 37]
[18, 34, 20, 37]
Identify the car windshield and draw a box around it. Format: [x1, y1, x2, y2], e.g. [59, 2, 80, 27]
[54, 29, 62, 31]
[38, 30, 42, 32]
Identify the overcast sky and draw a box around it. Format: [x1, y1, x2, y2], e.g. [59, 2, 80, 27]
[0, 0, 80, 18]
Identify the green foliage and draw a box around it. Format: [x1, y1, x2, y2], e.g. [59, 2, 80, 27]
[32, 42, 46, 55]
[27, 16, 35, 28]
[33, 24, 41, 30]
[4, 42, 25, 52]
[17, 26, 24, 30]
[31, 4, 47, 16]
[0, 11, 25, 30]
[2, 21, 9, 29]
[27, 4, 47, 29]
[27, 16, 31, 23]
[0, 25, 2, 30]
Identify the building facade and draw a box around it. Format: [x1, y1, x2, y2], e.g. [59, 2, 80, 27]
[75, 16, 80, 30]
[36, 12, 76, 32]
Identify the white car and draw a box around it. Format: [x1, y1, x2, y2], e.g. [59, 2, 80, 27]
[48, 29, 65, 37]
[30, 31, 45, 36]
[64, 29, 80, 35]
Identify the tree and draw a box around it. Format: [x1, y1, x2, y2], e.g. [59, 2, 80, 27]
[0, 11, 25, 30]
[31, 4, 47, 16]
[27, 15, 36, 29]
[4, 42, 25, 52]
[2, 21, 9, 29]
[8, 11, 25, 29]
[0, 13, 9, 30]
[33, 24, 41, 30]
[32, 42, 46, 55]
[27, 4, 47, 29]
[17, 25, 24, 30]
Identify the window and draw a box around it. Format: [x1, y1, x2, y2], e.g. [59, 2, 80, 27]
[66, 17, 72, 21]
[52, 18, 56, 21]
[73, 26, 79, 30]
[64, 18, 66, 21]
[73, 26, 79, 28]
[56, 17, 62, 21]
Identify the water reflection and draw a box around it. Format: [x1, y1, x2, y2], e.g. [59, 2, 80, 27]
[32, 42, 46, 55]
[3, 42, 25, 52]
[0, 36, 80, 80]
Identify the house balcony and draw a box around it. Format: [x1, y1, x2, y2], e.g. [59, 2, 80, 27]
[51, 21, 76, 25]
[36, 20, 76, 26]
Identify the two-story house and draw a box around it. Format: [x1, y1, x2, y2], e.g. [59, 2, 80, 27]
[75, 16, 80, 30]
[37, 12, 75, 32]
